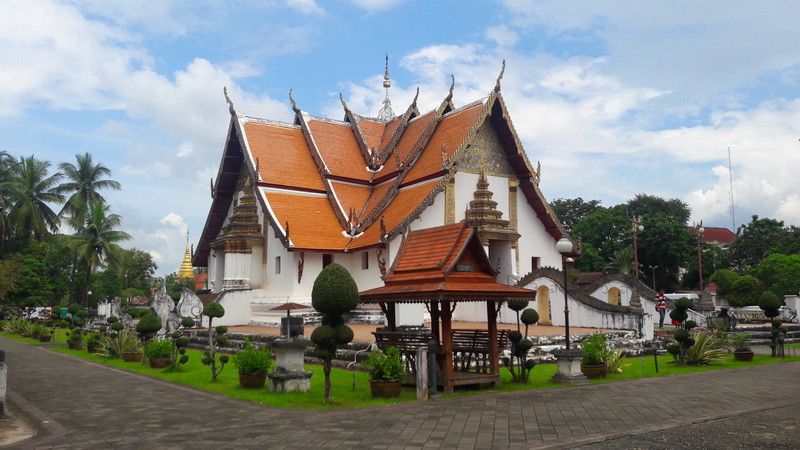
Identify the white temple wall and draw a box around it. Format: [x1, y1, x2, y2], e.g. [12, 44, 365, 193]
[249, 246, 263, 289]
[516, 195, 561, 275]
[523, 277, 654, 340]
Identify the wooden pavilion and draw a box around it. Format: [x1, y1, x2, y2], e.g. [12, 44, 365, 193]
[359, 221, 536, 393]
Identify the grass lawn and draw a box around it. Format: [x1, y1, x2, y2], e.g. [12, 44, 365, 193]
[4, 330, 800, 409]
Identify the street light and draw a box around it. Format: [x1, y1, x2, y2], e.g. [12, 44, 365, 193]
[556, 236, 574, 350]
[696, 222, 705, 291]
[629, 215, 644, 279]
[648, 265, 658, 291]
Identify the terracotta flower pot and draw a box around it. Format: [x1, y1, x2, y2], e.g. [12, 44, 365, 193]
[123, 352, 144, 363]
[733, 350, 754, 362]
[239, 372, 267, 389]
[39, 335, 52, 342]
[369, 379, 402, 398]
[67, 341, 82, 350]
[580, 363, 608, 378]
[148, 357, 169, 369]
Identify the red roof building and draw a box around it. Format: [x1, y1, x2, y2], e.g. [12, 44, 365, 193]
[193, 63, 568, 326]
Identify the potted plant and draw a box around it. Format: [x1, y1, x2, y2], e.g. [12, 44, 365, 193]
[232, 339, 273, 388]
[39, 328, 52, 342]
[66, 329, 84, 350]
[144, 339, 172, 368]
[84, 331, 102, 353]
[580, 333, 608, 378]
[363, 346, 405, 398]
[730, 333, 754, 362]
[31, 323, 46, 339]
[102, 330, 143, 362]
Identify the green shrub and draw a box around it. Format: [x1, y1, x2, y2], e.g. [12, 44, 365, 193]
[683, 330, 725, 366]
[730, 333, 751, 352]
[101, 330, 141, 356]
[232, 339, 273, 374]
[143, 339, 172, 359]
[581, 333, 608, 366]
[84, 332, 102, 346]
[136, 314, 162, 341]
[363, 347, 404, 380]
[758, 292, 781, 319]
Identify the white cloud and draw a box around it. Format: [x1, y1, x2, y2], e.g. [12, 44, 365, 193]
[287, 0, 325, 15]
[485, 25, 519, 48]
[348, 0, 407, 13]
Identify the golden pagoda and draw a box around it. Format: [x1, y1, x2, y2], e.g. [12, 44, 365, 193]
[177, 232, 194, 280]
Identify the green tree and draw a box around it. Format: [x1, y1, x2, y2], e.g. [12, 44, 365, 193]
[572, 205, 629, 261]
[311, 263, 358, 402]
[0, 259, 21, 301]
[2, 155, 64, 239]
[710, 269, 740, 297]
[727, 276, 763, 307]
[572, 242, 604, 272]
[728, 215, 789, 271]
[752, 254, 800, 300]
[604, 246, 634, 275]
[550, 197, 602, 233]
[636, 215, 693, 291]
[55, 153, 121, 224]
[627, 193, 691, 224]
[119, 248, 158, 292]
[65, 201, 132, 306]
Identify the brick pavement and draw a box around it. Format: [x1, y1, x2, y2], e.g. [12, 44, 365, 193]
[3, 335, 800, 449]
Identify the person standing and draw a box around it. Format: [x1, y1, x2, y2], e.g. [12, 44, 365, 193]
[655, 290, 669, 329]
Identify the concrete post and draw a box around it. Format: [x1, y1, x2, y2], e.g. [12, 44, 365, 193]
[415, 348, 427, 400]
[427, 340, 438, 398]
[0, 350, 7, 416]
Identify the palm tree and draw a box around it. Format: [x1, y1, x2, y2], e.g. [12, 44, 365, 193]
[604, 246, 635, 275]
[2, 155, 64, 239]
[55, 153, 121, 224]
[0, 151, 15, 244]
[65, 201, 132, 306]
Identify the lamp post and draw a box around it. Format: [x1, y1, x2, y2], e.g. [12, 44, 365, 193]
[648, 265, 658, 291]
[550, 235, 588, 384]
[630, 216, 644, 279]
[696, 223, 705, 291]
[556, 236, 574, 350]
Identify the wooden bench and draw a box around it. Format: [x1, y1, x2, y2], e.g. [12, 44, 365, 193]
[373, 329, 431, 378]
[451, 329, 510, 373]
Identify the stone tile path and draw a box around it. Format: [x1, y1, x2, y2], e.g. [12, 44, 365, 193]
[2, 336, 799, 449]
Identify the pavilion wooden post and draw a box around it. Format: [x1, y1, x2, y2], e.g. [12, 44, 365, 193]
[386, 303, 397, 330]
[487, 300, 500, 388]
[440, 299, 455, 394]
[430, 301, 441, 344]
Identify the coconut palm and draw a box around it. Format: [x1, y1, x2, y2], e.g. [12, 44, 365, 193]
[0, 151, 15, 243]
[55, 153, 121, 224]
[65, 201, 131, 306]
[2, 155, 64, 239]
[604, 246, 635, 275]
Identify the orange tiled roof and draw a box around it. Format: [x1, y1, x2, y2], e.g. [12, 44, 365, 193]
[195, 76, 566, 266]
[245, 122, 325, 192]
[308, 119, 371, 181]
[360, 222, 536, 302]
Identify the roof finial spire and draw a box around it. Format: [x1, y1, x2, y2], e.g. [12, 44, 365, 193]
[378, 53, 395, 121]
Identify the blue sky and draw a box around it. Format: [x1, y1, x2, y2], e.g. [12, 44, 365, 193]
[2, 0, 800, 275]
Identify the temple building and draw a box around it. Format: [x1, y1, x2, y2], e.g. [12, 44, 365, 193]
[193, 62, 571, 326]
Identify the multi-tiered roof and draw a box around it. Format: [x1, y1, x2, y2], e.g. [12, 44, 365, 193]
[194, 64, 563, 267]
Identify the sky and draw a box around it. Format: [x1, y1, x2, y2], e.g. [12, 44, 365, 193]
[2, 0, 800, 276]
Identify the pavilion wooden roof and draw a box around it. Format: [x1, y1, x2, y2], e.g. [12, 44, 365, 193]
[359, 222, 536, 304]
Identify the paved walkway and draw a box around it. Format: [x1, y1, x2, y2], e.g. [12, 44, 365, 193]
[2, 336, 800, 449]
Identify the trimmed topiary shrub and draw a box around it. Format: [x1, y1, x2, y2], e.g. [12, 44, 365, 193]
[201, 302, 228, 381]
[136, 314, 162, 342]
[311, 263, 359, 402]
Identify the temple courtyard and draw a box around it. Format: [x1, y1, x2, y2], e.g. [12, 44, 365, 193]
[2, 334, 798, 449]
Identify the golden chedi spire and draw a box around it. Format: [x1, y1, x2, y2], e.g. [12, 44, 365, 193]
[178, 232, 194, 280]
